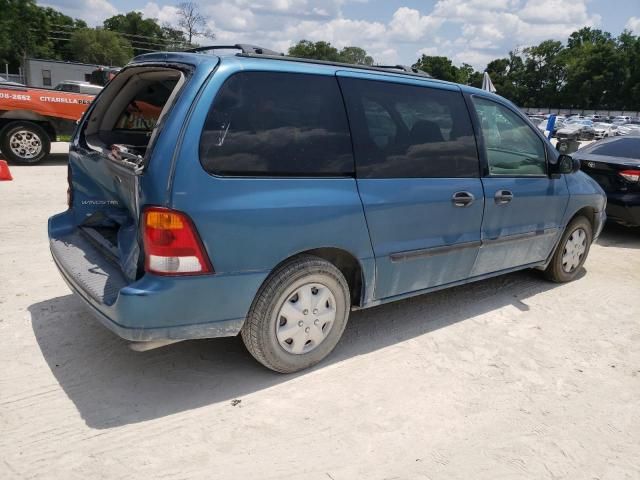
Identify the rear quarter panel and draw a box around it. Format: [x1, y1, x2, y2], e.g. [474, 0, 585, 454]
[168, 58, 376, 302]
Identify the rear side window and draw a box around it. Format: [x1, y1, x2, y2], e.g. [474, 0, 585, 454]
[590, 138, 640, 159]
[338, 77, 479, 178]
[200, 72, 353, 176]
[114, 78, 179, 132]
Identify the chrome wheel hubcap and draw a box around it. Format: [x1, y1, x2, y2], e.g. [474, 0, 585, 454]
[9, 130, 42, 159]
[562, 228, 587, 273]
[275, 283, 336, 354]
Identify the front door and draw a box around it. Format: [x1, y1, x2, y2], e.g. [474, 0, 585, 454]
[338, 72, 484, 300]
[469, 96, 569, 276]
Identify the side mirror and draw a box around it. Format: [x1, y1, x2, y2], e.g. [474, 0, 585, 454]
[553, 154, 580, 175]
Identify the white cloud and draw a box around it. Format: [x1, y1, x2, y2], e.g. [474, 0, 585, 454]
[417, 47, 440, 57]
[198, 3, 396, 61]
[43, 0, 610, 70]
[389, 7, 442, 41]
[141, 2, 180, 25]
[372, 48, 399, 64]
[427, 0, 601, 68]
[626, 17, 640, 34]
[42, 0, 117, 25]
[520, 0, 595, 24]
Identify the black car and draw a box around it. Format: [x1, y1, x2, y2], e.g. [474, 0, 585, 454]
[575, 137, 640, 226]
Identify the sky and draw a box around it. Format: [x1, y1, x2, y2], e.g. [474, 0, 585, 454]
[41, 0, 640, 69]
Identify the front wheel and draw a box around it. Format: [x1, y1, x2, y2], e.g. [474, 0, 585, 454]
[241, 255, 350, 373]
[0, 121, 51, 164]
[544, 216, 593, 282]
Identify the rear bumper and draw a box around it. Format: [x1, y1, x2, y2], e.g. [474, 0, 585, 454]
[48, 211, 269, 342]
[606, 192, 640, 226]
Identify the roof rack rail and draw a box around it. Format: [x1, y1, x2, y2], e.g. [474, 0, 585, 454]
[181, 47, 436, 81]
[375, 64, 431, 77]
[184, 44, 283, 56]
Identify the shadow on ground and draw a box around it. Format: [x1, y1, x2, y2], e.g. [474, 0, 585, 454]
[596, 221, 640, 250]
[31, 267, 565, 430]
[29, 223, 637, 430]
[42, 153, 69, 166]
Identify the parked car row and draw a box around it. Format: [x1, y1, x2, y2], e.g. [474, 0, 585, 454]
[556, 118, 596, 141]
[535, 114, 640, 141]
[527, 112, 639, 124]
[615, 123, 640, 136]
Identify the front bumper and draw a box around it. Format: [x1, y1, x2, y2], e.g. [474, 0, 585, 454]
[49, 212, 269, 342]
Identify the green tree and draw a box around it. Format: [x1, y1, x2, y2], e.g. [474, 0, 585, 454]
[339, 46, 374, 65]
[521, 40, 565, 107]
[67, 28, 133, 66]
[567, 27, 612, 48]
[288, 40, 376, 65]
[104, 11, 172, 56]
[617, 30, 640, 109]
[485, 51, 526, 104]
[0, 0, 53, 69]
[288, 40, 341, 61]
[162, 25, 189, 50]
[412, 55, 459, 82]
[456, 63, 480, 85]
[412, 56, 482, 86]
[561, 27, 626, 108]
[43, 7, 87, 61]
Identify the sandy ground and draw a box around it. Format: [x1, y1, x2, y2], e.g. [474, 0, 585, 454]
[1, 153, 639, 480]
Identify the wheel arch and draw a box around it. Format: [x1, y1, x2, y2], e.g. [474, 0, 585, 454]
[567, 206, 596, 232]
[268, 247, 366, 308]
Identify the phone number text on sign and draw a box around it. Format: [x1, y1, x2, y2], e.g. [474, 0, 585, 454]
[0, 92, 31, 101]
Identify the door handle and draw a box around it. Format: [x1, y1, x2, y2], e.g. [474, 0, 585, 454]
[452, 191, 475, 207]
[494, 189, 514, 205]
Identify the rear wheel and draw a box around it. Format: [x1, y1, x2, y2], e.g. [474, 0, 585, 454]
[241, 255, 350, 373]
[0, 121, 51, 164]
[544, 216, 593, 282]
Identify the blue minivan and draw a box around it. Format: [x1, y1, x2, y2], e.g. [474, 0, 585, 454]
[49, 45, 606, 373]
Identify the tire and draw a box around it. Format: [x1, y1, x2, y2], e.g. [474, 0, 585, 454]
[544, 216, 593, 283]
[0, 121, 51, 164]
[241, 255, 351, 373]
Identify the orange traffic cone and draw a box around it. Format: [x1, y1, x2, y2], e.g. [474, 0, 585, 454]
[0, 160, 12, 181]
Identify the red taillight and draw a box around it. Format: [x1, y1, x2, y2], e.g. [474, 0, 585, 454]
[619, 169, 640, 182]
[142, 207, 213, 275]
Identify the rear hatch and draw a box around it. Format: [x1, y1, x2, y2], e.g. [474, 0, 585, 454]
[62, 64, 190, 283]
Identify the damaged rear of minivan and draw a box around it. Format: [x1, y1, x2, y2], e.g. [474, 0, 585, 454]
[48, 54, 262, 343]
[49, 49, 605, 374]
